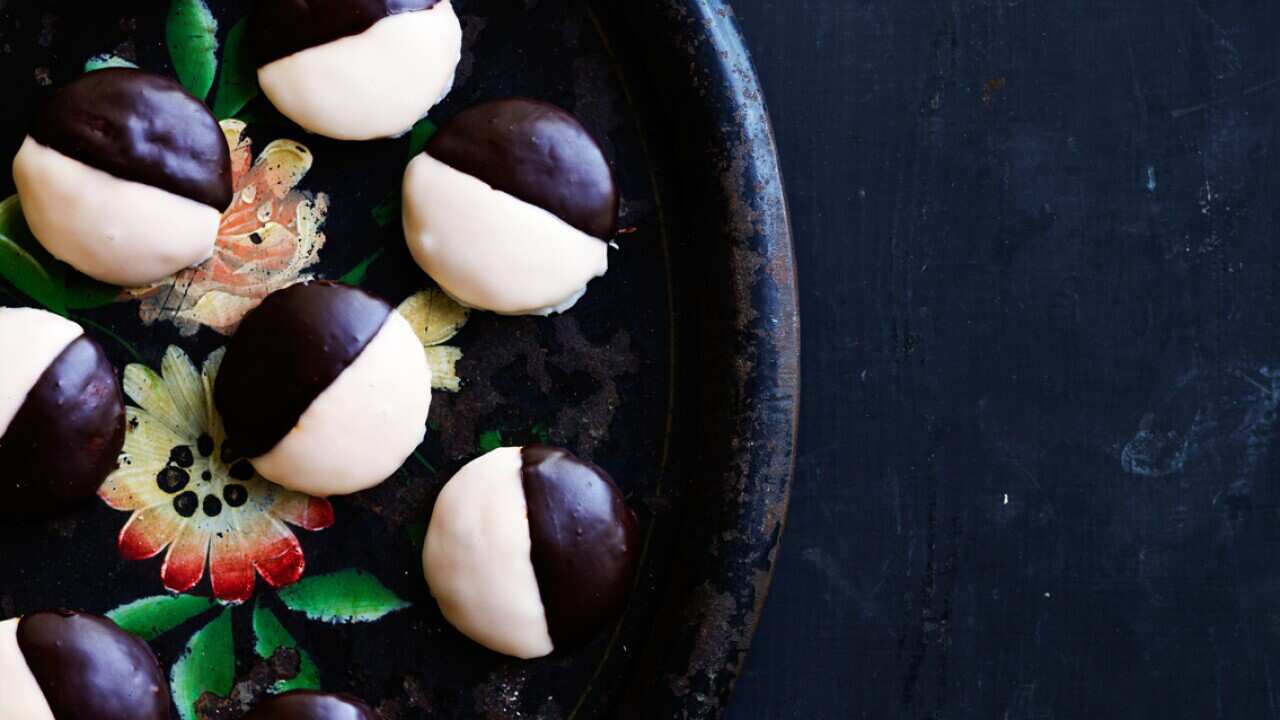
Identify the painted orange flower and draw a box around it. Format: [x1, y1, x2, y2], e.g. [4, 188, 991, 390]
[99, 345, 334, 603]
[132, 119, 329, 335]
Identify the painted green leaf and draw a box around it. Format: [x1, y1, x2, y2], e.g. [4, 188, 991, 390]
[0, 195, 119, 313]
[106, 594, 216, 641]
[171, 608, 235, 720]
[211, 17, 259, 120]
[478, 430, 504, 454]
[277, 569, 411, 624]
[411, 451, 436, 474]
[407, 117, 438, 160]
[371, 194, 401, 228]
[252, 601, 322, 693]
[531, 422, 552, 444]
[0, 231, 65, 315]
[84, 54, 138, 72]
[167, 0, 219, 100]
[338, 248, 385, 286]
[405, 520, 427, 555]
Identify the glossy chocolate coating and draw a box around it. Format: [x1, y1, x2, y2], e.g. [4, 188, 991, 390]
[30, 68, 232, 210]
[214, 281, 392, 458]
[521, 445, 639, 648]
[243, 690, 377, 720]
[251, 0, 442, 66]
[16, 610, 168, 720]
[0, 336, 124, 512]
[427, 99, 619, 240]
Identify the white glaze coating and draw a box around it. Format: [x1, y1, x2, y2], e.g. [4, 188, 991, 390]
[402, 153, 609, 316]
[0, 308, 82, 439]
[423, 446, 555, 659]
[0, 619, 56, 720]
[252, 311, 431, 496]
[11, 137, 221, 286]
[257, 4, 462, 141]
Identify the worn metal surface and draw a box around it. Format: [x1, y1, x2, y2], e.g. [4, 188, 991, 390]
[0, 0, 796, 717]
[728, 1, 1280, 718]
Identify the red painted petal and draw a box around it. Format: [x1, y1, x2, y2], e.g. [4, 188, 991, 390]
[161, 526, 210, 594]
[118, 506, 183, 560]
[251, 518, 307, 588]
[273, 493, 335, 531]
[209, 531, 256, 604]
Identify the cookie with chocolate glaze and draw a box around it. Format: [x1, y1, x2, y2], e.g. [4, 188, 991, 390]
[11, 68, 231, 286]
[243, 690, 377, 720]
[0, 610, 168, 720]
[0, 308, 124, 513]
[214, 282, 432, 497]
[423, 445, 639, 658]
[402, 99, 619, 316]
[252, 0, 461, 140]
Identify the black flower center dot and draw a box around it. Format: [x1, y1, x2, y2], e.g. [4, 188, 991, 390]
[229, 459, 255, 481]
[157, 467, 190, 493]
[169, 446, 194, 468]
[197, 434, 215, 457]
[173, 491, 198, 517]
[224, 484, 248, 507]
[201, 470, 213, 482]
[203, 495, 223, 517]
[220, 440, 238, 464]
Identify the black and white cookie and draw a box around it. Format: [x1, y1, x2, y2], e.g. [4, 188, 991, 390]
[252, 0, 462, 140]
[0, 610, 168, 720]
[402, 99, 619, 315]
[243, 690, 376, 720]
[11, 68, 232, 286]
[423, 445, 638, 659]
[214, 282, 431, 497]
[0, 308, 124, 512]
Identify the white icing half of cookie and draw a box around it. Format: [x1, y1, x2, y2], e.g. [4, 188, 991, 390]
[0, 308, 82, 439]
[252, 310, 431, 496]
[423, 446, 555, 659]
[402, 153, 609, 316]
[11, 137, 220, 286]
[0, 619, 56, 720]
[257, 3, 462, 141]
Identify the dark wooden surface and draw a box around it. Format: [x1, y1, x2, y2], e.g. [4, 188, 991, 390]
[728, 1, 1280, 718]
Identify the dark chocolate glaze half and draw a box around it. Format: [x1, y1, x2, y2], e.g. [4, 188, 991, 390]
[30, 68, 232, 210]
[0, 335, 125, 513]
[251, 0, 442, 66]
[520, 445, 639, 649]
[243, 690, 378, 720]
[427, 99, 619, 240]
[214, 281, 392, 458]
[15, 611, 168, 720]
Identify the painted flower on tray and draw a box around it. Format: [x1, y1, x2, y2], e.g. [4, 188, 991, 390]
[99, 345, 335, 603]
[131, 119, 329, 336]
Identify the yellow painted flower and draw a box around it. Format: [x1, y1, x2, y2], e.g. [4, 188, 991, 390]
[99, 345, 334, 603]
[398, 288, 468, 392]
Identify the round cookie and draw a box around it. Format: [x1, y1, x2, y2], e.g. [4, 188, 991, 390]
[0, 308, 125, 512]
[0, 610, 169, 720]
[423, 445, 638, 658]
[11, 68, 231, 286]
[243, 691, 376, 720]
[214, 282, 431, 497]
[252, 0, 462, 140]
[402, 99, 618, 315]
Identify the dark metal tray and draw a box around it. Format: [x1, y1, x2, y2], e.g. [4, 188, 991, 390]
[0, 1, 798, 717]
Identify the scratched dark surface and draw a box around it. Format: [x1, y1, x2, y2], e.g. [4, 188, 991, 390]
[728, 0, 1280, 718]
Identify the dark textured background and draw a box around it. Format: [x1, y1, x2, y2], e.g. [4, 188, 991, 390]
[728, 1, 1280, 718]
